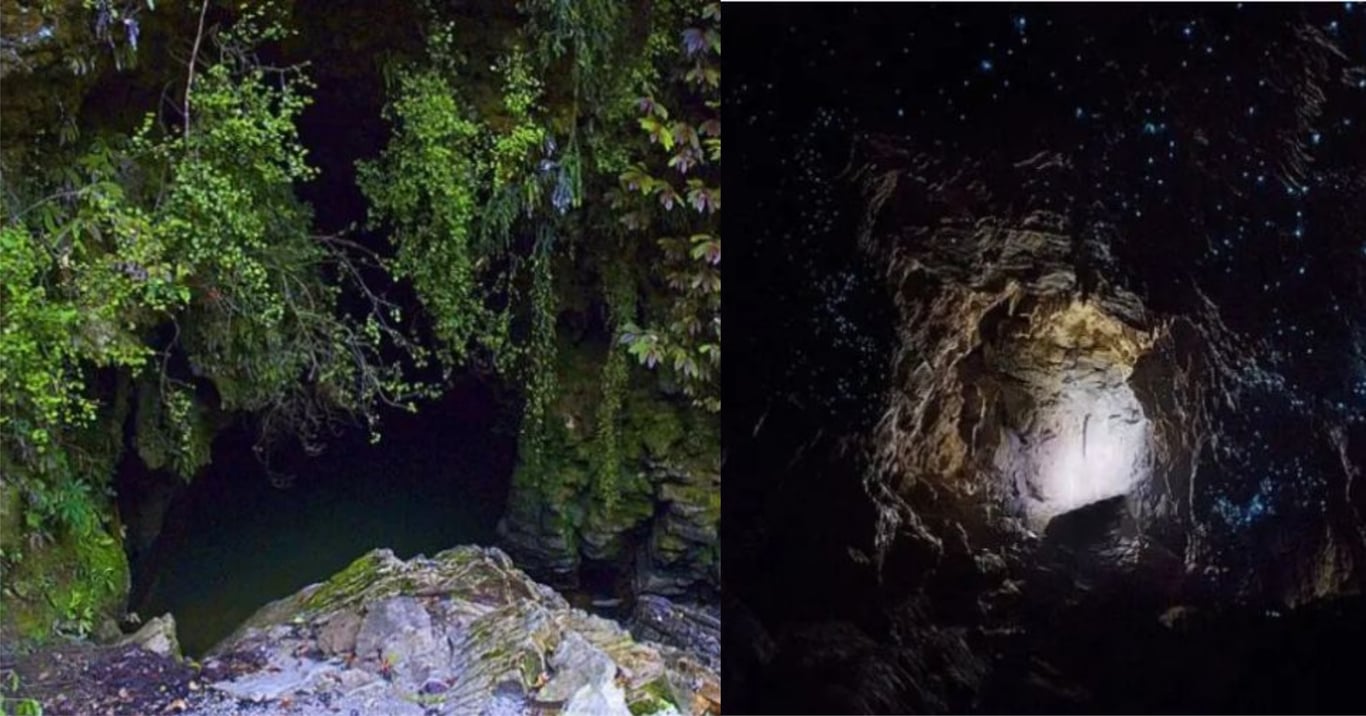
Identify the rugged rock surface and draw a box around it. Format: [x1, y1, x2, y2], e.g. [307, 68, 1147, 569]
[849, 126, 1365, 607]
[728, 6, 1365, 713]
[3, 546, 719, 715]
[499, 340, 720, 601]
[628, 595, 721, 673]
[730, 141, 1364, 710]
[202, 546, 718, 715]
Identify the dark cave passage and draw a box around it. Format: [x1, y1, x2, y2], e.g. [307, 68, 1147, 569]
[119, 378, 516, 657]
[726, 4, 1366, 712]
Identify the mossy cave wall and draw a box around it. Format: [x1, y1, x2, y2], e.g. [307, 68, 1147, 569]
[0, 369, 135, 644]
[501, 334, 720, 600]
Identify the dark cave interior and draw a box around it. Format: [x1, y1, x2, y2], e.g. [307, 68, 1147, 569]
[727, 4, 1366, 714]
[117, 376, 517, 657]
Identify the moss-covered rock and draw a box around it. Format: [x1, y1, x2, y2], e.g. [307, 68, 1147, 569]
[0, 476, 129, 647]
[498, 334, 719, 598]
[0, 373, 133, 649]
[205, 547, 718, 714]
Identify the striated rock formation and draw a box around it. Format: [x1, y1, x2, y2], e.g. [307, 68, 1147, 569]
[5, 546, 719, 715]
[203, 546, 719, 715]
[628, 595, 721, 673]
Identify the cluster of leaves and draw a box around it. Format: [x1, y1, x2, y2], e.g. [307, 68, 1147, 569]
[520, 245, 559, 477]
[0, 670, 43, 716]
[518, 0, 621, 105]
[0, 223, 131, 457]
[357, 15, 579, 464]
[357, 66, 496, 365]
[20, 472, 103, 544]
[359, 1, 721, 509]
[615, 3, 722, 412]
[1, 5, 418, 541]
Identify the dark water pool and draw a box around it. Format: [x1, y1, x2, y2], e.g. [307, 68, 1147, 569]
[129, 381, 515, 656]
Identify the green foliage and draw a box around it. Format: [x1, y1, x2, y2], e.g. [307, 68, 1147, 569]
[1, 2, 414, 642]
[0, 674, 44, 716]
[24, 475, 101, 540]
[362, 1, 722, 517]
[490, 49, 549, 188]
[518, 0, 621, 102]
[5, 3, 422, 468]
[357, 66, 507, 366]
[615, 2, 722, 412]
[161, 59, 422, 436]
[0, 130, 186, 457]
[0, 467, 128, 646]
[506, 336, 717, 560]
[0, 224, 104, 455]
[520, 247, 559, 475]
[359, 14, 580, 475]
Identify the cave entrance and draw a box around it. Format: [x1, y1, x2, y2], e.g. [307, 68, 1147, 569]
[982, 297, 1156, 530]
[111, 0, 524, 658]
[121, 378, 516, 657]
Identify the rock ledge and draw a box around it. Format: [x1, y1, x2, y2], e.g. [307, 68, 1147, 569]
[200, 546, 719, 715]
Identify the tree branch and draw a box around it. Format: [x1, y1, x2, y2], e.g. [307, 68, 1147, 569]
[184, 0, 210, 140]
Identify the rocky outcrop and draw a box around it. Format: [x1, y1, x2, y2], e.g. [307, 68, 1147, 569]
[849, 126, 1366, 607]
[3, 546, 718, 715]
[629, 595, 721, 673]
[639, 463, 722, 597]
[499, 339, 720, 601]
[199, 546, 719, 715]
[117, 613, 180, 659]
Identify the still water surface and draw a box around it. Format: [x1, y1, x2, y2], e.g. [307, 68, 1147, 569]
[134, 386, 513, 656]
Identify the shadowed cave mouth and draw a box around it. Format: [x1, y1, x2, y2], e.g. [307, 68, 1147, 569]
[966, 294, 1157, 533]
[108, 0, 523, 657]
[117, 379, 518, 657]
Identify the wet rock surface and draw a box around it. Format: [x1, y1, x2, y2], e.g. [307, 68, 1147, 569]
[628, 595, 721, 673]
[3, 547, 718, 715]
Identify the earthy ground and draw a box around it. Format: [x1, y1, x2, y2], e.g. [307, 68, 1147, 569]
[1, 642, 264, 716]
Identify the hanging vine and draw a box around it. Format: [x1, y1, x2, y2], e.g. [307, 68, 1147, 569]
[592, 258, 636, 507]
[357, 0, 719, 505]
[519, 241, 558, 480]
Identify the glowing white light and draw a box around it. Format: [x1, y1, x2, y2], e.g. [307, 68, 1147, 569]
[1014, 385, 1151, 527]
